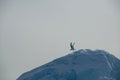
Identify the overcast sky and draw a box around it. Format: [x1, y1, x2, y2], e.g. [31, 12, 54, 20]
[0, 0, 120, 80]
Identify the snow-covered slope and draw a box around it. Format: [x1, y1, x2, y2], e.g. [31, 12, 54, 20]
[17, 49, 120, 80]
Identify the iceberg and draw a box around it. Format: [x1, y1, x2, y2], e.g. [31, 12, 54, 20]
[17, 49, 120, 80]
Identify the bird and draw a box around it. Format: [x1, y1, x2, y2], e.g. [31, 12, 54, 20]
[70, 42, 75, 50]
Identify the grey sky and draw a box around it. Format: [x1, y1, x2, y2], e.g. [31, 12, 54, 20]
[0, 0, 120, 80]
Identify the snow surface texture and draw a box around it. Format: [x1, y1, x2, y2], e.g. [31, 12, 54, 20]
[17, 49, 120, 80]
